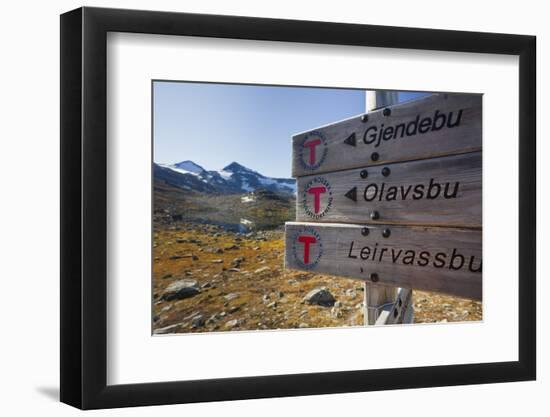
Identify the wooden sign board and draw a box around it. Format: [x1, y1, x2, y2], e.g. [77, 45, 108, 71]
[292, 93, 481, 177]
[285, 222, 482, 300]
[296, 151, 482, 227]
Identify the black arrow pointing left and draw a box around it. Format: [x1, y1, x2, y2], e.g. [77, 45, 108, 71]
[345, 186, 357, 202]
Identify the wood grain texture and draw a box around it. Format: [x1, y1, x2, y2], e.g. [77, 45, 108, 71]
[364, 285, 396, 325]
[292, 93, 482, 177]
[285, 222, 482, 300]
[296, 151, 482, 227]
[374, 288, 413, 325]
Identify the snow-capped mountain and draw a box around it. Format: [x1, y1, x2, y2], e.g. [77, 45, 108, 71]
[219, 162, 296, 194]
[154, 160, 296, 195]
[169, 160, 207, 176]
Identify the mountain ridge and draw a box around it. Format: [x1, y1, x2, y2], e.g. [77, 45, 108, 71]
[155, 160, 296, 195]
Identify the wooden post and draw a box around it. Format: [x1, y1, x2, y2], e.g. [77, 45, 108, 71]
[366, 90, 398, 113]
[364, 90, 407, 325]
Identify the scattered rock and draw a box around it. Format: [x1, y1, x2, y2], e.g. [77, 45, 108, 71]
[298, 323, 309, 328]
[224, 293, 239, 302]
[225, 319, 242, 329]
[206, 314, 219, 324]
[153, 323, 182, 334]
[345, 289, 357, 297]
[232, 256, 245, 267]
[267, 301, 278, 309]
[161, 280, 201, 301]
[228, 306, 240, 314]
[227, 268, 241, 273]
[303, 287, 336, 307]
[161, 273, 173, 280]
[254, 266, 270, 274]
[191, 314, 205, 328]
[225, 245, 240, 250]
[211, 259, 223, 264]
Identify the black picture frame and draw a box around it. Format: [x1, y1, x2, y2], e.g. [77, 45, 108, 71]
[60, 6, 536, 410]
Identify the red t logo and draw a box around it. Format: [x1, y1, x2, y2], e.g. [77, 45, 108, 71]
[307, 186, 327, 214]
[303, 138, 321, 165]
[298, 235, 317, 264]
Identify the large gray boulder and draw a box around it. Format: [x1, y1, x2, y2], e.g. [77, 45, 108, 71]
[162, 279, 200, 301]
[303, 287, 336, 307]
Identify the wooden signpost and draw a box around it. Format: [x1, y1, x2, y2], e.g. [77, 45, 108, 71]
[292, 93, 481, 177]
[296, 151, 482, 227]
[284, 222, 482, 300]
[285, 92, 483, 325]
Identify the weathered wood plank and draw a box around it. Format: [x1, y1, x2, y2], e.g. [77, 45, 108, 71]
[284, 222, 482, 300]
[374, 287, 413, 325]
[291, 93, 482, 177]
[364, 285, 396, 325]
[296, 151, 482, 227]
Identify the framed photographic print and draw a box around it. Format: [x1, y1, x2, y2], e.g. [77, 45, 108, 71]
[60, 6, 536, 409]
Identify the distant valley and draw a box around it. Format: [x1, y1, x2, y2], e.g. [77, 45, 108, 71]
[154, 160, 296, 232]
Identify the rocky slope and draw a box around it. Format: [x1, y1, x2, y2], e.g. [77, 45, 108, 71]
[152, 222, 483, 334]
[154, 179, 295, 231]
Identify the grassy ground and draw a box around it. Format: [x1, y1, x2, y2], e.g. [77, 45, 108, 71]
[152, 222, 482, 334]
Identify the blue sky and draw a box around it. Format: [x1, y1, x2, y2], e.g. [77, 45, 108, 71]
[153, 81, 430, 178]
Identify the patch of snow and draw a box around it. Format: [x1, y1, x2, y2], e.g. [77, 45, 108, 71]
[277, 182, 297, 192]
[161, 164, 201, 177]
[258, 176, 296, 193]
[241, 195, 256, 203]
[258, 177, 276, 186]
[219, 170, 233, 179]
